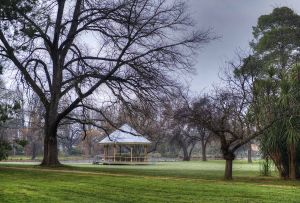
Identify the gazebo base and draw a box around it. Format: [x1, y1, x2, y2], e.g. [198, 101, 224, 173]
[102, 161, 151, 165]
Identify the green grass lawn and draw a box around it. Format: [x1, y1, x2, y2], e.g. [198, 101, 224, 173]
[0, 161, 299, 203]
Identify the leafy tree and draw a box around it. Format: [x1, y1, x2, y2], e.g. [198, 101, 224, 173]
[0, 100, 21, 160]
[252, 7, 300, 71]
[250, 7, 300, 179]
[0, 76, 21, 160]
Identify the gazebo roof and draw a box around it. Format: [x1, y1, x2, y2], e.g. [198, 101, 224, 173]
[99, 124, 151, 145]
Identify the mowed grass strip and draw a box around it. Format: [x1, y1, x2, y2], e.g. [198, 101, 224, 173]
[0, 161, 299, 203]
[0, 160, 268, 180]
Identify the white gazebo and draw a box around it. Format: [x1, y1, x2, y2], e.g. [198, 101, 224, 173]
[99, 124, 151, 164]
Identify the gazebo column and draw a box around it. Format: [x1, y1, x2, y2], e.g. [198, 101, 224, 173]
[113, 144, 116, 162]
[104, 145, 106, 161]
[130, 146, 133, 162]
[144, 145, 148, 162]
[107, 145, 109, 161]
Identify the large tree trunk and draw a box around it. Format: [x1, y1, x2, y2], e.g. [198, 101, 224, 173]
[225, 159, 233, 180]
[41, 133, 60, 166]
[270, 152, 288, 179]
[88, 142, 93, 156]
[201, 139, 207, 161]
[288, 143, 296, 180]
[247, 143, 252, 163]
[223, 151, 235, 180]
[40, 110, 61, 166]
[182, 147, 190, 161]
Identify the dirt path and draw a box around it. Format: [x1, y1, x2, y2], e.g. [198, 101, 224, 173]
[0, 166, 136, 178]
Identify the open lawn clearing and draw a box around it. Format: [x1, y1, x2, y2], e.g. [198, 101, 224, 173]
[0, 161, 299, 203]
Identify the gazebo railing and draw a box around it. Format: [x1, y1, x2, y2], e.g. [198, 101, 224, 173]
[102, 155, 147, 162]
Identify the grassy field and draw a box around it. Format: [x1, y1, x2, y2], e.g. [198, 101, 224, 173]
[0, 161, 299, 203]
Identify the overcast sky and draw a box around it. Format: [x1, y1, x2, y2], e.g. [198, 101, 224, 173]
[186, 0, 300, 92]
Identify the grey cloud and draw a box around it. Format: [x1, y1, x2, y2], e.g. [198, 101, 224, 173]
[186, 0, 300, 92]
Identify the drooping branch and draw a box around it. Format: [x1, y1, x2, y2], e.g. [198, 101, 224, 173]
[0, 31, 49, 107]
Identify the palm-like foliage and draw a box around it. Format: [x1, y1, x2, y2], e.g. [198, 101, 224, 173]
[257, 65, 300, 179]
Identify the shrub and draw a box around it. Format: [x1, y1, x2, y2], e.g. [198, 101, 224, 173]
[0, 139, 12, 161]
[260, 158, 271, 176]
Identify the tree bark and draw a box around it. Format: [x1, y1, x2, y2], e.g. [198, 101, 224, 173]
[41, 134, 60, 166]
[201, 139, 207, 161]
[223, 151, 235, 180]
[88, 142, 93, 156]
[247, 143, 252, 163]
[224, 159, 233, 180]
[270, 152, 288, 179]
[182, 147, 190, 161]
[40, 112, 61, 166]
[288, 143, 296, 180]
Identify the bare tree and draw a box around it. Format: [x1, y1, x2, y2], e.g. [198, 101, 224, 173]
[169, 125, 198, 161]
[163, 91, 201, 161]
[192, 92, 246, 179]
[57, 123, 81, 155]
[247, 142, 252, 163]
[0, 0, 212, 165]
[197, 127, 211, 161]
[25, 95, 44, 160]
[116, 102, 168, 153]
[191, 85, 272, 180]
